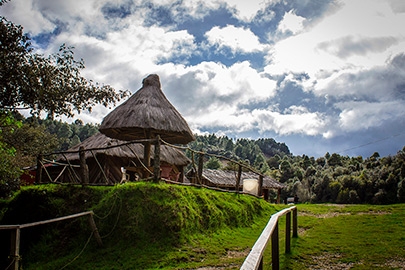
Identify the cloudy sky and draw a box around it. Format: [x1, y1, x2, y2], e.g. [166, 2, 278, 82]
[2, 0, 405, 158]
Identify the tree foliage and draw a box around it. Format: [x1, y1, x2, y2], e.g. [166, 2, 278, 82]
[0, 14, 128, 196]
[188, 133, 405, 205]
[0, 17, 128, 118]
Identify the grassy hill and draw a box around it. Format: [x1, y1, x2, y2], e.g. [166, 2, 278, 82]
[0, 183, 281, 269]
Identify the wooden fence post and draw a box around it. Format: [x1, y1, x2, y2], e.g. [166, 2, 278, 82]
[240, 206, 297, 270]
[88, 213, 103, 247]
[258, 174, 264, 197]
[236, 164, 242, 193]
[79, 147, 89, 184]
[36, 154, 43, 183]
[272, 221, 279, 270]
[258, 257, 263, 270]
[277, 188, 281, 204]
[293, 208, 298, 238]
[153, 136, 161, 183]
[285, 212, 291, 253]
[197, 152, 204, 185]
[10, 227, 21, 270]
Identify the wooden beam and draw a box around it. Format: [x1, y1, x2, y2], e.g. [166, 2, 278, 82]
[153, 135, 161, 183]
[88, 213, 103, 247]
[293, 208, 298, 238]
[10, 228, 21, 270]
[36, 154, 43, 183]
[79, 146, 89, 184]
[271, 221, 279, 270]
[258, 175, 264, 197]
[236, 164, 242, 193]
[285, 212, 291, 253]
[197, 153, 204, 185]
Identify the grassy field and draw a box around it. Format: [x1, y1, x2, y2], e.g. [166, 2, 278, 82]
[1, 184, 404, 269]
[280, 204, 405, 270]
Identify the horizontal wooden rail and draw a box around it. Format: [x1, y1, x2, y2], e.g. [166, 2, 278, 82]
[0, 211, 102, 270]
[240, 206, 297, 270]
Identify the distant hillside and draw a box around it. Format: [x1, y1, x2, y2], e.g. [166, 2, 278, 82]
[188, 134, 291, 164]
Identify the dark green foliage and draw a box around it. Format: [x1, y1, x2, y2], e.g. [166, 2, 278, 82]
[187, 134, 291, 165]
[205, 156, 222, 169]
[0, 111, 23, 197]
[281, 148, 405, 204]
[188, 134, 405, 205]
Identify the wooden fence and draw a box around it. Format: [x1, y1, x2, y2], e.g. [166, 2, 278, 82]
[240, 206, 297, 270]
[35, 137, 284, 200]
[0, 211, 102, 270]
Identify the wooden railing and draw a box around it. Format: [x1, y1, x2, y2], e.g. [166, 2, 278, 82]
[240, 206, 297, 270]
[0, 211, 102, 270]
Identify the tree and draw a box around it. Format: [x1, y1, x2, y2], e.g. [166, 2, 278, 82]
[3, 122, 59, 167]
[0, 111, 22, 197]
[1, 17, 128, 118]
[0, 15, 128, 196]
[205, 157, 222, 170]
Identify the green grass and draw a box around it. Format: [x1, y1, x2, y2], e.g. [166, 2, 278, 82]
[1, 185, 404, 269]
[281, 204, 405, 270]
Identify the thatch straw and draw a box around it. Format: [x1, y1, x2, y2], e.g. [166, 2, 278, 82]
[195, 169, 285, 189]
[99, 74, 195, 144]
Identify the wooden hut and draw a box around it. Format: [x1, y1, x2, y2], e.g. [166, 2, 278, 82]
[49, 133, 190, 184]
[186, 169, 285, 202]
[99, 74, 195, 170]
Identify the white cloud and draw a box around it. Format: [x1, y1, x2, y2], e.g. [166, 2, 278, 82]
[205, 25, 267, 54]
[1, 0, 55, 35]
[253, 105, 327, 136]
[222, 0, 268, 21]
[152, 61, 278, 133]
[336, 100, 405, 131]
[265, 0, 405, 79]
[277, 10, 305, 34]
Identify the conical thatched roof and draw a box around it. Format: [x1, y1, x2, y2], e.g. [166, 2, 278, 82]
[60, 132, 190, 166]
[99, 74, 195, 144]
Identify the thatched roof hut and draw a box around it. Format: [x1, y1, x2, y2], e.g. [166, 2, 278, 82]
[186, 169, 285, 202]
[99, 74, 195, 144]
[54, 133, 190, 184]
[194, 169, 285, 190]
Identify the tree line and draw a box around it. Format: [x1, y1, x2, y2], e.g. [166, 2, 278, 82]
[190, 133, 405, 204]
